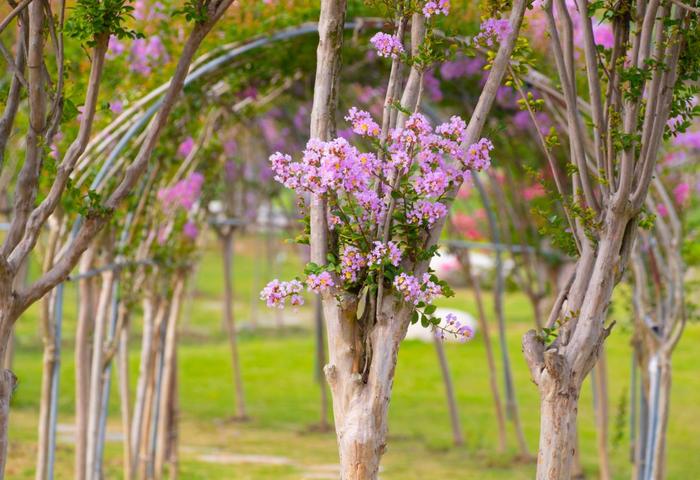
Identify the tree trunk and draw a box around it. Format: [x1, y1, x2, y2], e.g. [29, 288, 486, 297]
[526, 215, 633, 480]
[592, 348, 611, 480]
[324, 296, 410, 480]
[85, 271, 115, 480]
[0, 367, 17, 478]
[35, 292, 56, 480]
[314, 296, 330, 430]
[155, 276, 185, 479]
[118, 312, 133, 480]
[649, 359, 670, 480]
[131, 296, 161, 477]
[167, 360, 179, 480]
[537, 383, 580, 479]
[433, 335, 464, 446]
[75, 255, 95, 480]
[221, 233, 247, 420]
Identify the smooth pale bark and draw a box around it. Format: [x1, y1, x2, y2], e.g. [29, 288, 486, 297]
[85, 270, 115, 480]
[167, 362, 179, 480]
[118, 308, 132, 480]
[314, 296, 331, 431]
[35, 291, 56, 480]
[75, 252, 96, 480]
[433, 335, 464, 446]
[648, 359, 671, 480]
[155, 275, 185, 478]
[592, 349, 611, 480]
[220, 232, 247, 419]
[131, 295, 161, 477]
[0, 368, 16, 478]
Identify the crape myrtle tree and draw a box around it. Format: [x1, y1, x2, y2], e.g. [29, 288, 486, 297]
[0, 0, 235, 474]
[629, 130, 698, 479]
[259, 0, 528, 476]
[514, 0, 700, 477]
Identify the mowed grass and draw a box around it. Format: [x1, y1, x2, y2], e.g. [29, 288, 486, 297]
[5, 233, 700, 479]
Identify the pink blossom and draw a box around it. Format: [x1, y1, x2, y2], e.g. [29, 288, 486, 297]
[157, 172, 204, 211]
[370, 32, 404, 58]
[367, 241, 403, 267]
[345, 107, 380, 137]
[673, 130, 700, 150]
[340, 246, 367, 282]
[474, 18, 512, 47]
[224, 139, 237, 157]
[437, 313, 475, 342]
[464, 138, 494, 171]
[109, 100, 124, 114]
[178, 137, 195, 159]
[452, 213, 483, 240]
[657, 203, 669, 217]
[107, 35, 125, 59]
[440, 57, 485, 80]
[673, 182, 690, 205]
[407, 200, 448, 227]
[423, 69, 443, 102]
[393, 273, 443, 305]
[523, 183, 546, 201]
[49, 131, 63, 159]
[183, 221, 199, 239]
[306, 271, 335, 293]
[260, 279, 304, 308]
[130, 36, 168, 75]
[593, 23, 614, 49]
[423, 0, 450, 17]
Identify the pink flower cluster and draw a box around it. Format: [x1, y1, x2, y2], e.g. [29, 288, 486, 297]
[157, 172, 204, 211]
[474, 18, 512, 47]
[178, 137, 195, 158]
[107, 35, 125, 60]
[436, 313, 475, 342]
[306, 271, 335, 293]
[133, 0, 166, 21]
[130, 36, 168, 76]
[367, 241, 403, 267]
[260, 279, 304, 308]
[370, 32, 404, 59]
[341, 246, 367, 282]
[407, 200, 449, 227]
[346, 107, 381, 137]
[270, 137, 378, 195]
[183, 220, 199, 240]
[393, 273, 443, 305]
[423, 0, 450, 17]
[674, 182, 690, 205]
[465, 138, 494, 171]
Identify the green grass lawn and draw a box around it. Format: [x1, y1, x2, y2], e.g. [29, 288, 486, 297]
[5, 234, 700, 479]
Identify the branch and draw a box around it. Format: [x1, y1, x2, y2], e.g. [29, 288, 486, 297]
[308, 0, 347, 266]
[0, 0, 32, 36]
[15, 5, 235, 315]
[0, 15, 27, 169]
[2, 0, 47, 259]
[669, 0, 700, 13]
[8, 34, 109, 271]
[522, 330, 545, 385]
